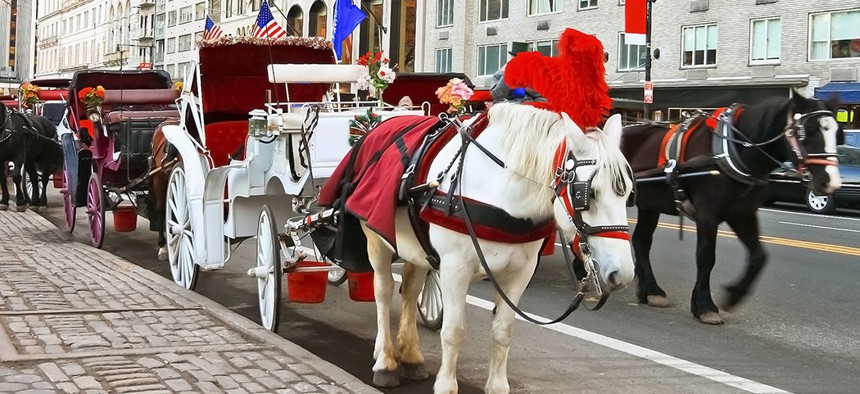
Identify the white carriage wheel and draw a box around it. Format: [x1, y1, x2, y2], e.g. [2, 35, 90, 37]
[418, 270, 443, 331]
[256, 205, 282, 332]
[165, 164, 199, 290]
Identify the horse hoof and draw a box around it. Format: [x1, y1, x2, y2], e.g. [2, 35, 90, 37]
[28, 205, 39, 212]
[16, 204, 28, 212]
[0, 204, 7, 211]
[400, 363, 429, 381]
[696, 311, 725, 325]
[157, 248, 168, 261]
[646, 295, 671, 308]
[373, 369, 401, 387]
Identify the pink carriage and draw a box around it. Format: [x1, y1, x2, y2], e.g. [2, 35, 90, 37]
[62, 70, 179, 247]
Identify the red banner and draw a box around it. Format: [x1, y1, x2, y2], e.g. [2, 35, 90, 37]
[625, 0, 647, 46]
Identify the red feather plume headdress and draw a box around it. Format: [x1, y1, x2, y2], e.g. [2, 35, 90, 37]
[503, 28, 612, 128]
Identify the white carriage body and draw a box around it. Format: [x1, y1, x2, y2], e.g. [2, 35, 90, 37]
[163, 49, 424, 270]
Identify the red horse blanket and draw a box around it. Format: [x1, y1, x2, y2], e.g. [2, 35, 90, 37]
[318, 115, 443, 246]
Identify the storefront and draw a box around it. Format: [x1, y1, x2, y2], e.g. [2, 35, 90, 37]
[610, 82, 802, 122]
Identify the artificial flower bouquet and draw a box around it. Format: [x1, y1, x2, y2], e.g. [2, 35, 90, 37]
[20, 82, 41, 109]
[436, 78, 474, 114]
[78, 86, 106, 107]
[356, 50, 396, 105]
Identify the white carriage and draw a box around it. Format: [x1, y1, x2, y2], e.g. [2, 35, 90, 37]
[160, 38, 443, 331]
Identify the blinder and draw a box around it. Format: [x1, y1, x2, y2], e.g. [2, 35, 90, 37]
[554, 149, 596, 212]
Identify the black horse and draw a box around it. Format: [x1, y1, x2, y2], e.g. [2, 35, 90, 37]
[620, 94, 842, 325]
[24, 115, 63, 211]
[0, 107, 62, 211]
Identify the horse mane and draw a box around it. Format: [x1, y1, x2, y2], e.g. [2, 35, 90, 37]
[490, 103, 630, 204]
[735, 96, 790, 139]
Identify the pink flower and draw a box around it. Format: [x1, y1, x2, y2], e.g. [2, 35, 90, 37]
[450, 79, 473, 100]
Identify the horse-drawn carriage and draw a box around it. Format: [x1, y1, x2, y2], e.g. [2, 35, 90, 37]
[61, 70, 179, 248]
[158, 37, 452, 332]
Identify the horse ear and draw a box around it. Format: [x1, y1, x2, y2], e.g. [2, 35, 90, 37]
[601, 114, 623, 146]
[561, 112, 587, 145]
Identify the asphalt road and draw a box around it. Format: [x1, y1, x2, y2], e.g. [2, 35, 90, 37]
[36, 185, 860, 394]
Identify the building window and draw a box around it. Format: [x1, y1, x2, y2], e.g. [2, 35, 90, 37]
[225, 0, 233, 18]
[618, 33, 645, 71]
[179, 6, 192, 24]
[810, 9, 860, 60]
[179, 34, 192, 52]
[166, 37, 176, 54]
[750, 18, 780, 63]
[682, 23, 717, 67]
[579, 0, 597, 10]
[167, 10, 177, 27]
[477, 44, 507, 76]
[437, 0, 453, 27]
[528, 39, 559, 56]
[309, 1, 327, 37]
[435, 48, 452, 73]
[529, 0, 558, 15]
[479, 0, 508, 22]
[287, 5, 304, 36]
[195, 3, 205, 20]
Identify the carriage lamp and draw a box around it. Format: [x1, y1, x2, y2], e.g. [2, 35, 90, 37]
[87, 107, 102, 123]
[248, 109, 267, 138]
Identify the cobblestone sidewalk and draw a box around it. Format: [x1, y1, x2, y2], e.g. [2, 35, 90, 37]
[0, 210, 380, 394]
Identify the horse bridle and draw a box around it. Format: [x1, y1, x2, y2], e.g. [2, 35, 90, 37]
[0, 106, 15, 145]
[551, 140, 631, 303]
[442, 115, 632, 324]
[783, 109, 840, 179]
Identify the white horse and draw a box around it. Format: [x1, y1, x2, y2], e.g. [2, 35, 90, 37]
[361, 103, 636, 393]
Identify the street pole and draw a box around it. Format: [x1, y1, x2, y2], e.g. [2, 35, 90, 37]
[643, 0, 653, 120]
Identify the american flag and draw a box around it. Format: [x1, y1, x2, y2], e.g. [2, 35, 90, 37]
[203, 15, 223, 40]
[253, 1, 287, 38]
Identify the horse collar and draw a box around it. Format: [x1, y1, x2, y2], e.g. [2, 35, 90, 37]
[712, 105, 768, 186]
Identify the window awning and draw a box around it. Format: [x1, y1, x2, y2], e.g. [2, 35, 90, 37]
[814, 82, 860, 104]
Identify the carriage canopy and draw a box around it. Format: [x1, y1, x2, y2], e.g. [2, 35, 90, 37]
[197, 37, 336, 123]
[68, 70, 173, 121]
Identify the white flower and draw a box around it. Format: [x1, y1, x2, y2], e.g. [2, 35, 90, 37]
[377, 66, 396, 84]
[356, 73, 372, 91]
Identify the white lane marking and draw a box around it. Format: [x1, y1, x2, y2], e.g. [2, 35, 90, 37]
[778, 221, 860, 233]
[392, 273, 790, 394]
[761, 208, 860, 222]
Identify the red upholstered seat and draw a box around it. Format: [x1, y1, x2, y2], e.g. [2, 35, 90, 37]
[205, 121, 248, 168]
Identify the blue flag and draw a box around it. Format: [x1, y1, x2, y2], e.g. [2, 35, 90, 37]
[332, 0, 366, 60]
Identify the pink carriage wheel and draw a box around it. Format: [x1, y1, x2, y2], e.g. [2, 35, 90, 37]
[86, 173, 105, 248]
[61, 164, 75, 233]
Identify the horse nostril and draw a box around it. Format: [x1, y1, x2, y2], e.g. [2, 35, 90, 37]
[608, 271, 619, 287]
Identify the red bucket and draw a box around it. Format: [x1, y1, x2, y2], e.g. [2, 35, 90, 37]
[347, 271, 375, 302]
[112, 206, 138, 232]
[52, 171, 63, 189]
[287, 261, 329, 303]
